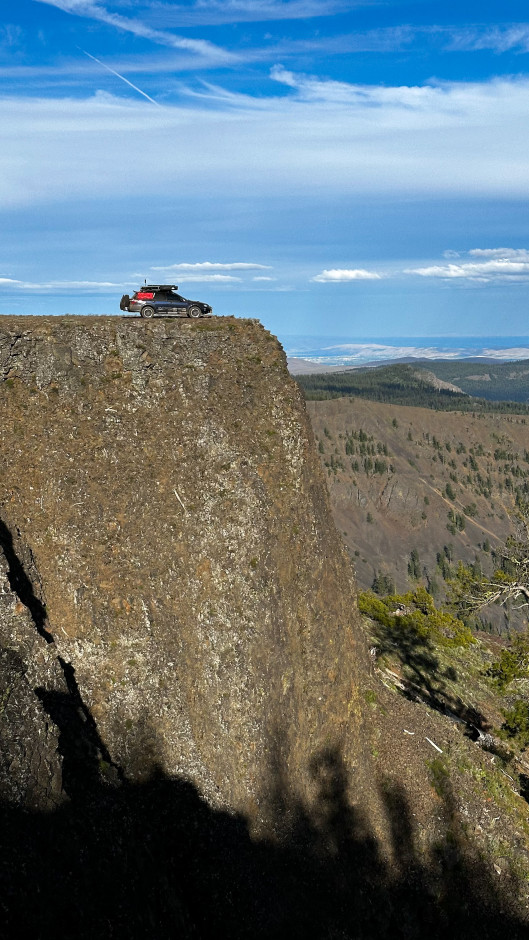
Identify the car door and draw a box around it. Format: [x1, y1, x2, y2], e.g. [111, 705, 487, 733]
[154, 291, 173, 315]
[168, 292, 188, 316]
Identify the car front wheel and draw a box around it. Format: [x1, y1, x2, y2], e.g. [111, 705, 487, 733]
[187, 305, 202, 318]
[141, 306, 155, 319]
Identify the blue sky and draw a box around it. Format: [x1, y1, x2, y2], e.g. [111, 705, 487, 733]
[2, 0, 529, 341]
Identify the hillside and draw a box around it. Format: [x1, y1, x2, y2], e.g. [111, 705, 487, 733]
[298, 361, 529, 412]
[307, 396, 529, 631]
[424, 359, 529, 403]
[1, 316, 529, 936]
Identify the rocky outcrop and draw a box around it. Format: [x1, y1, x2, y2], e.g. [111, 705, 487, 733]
[0, 542, 63, 809]
[3, 317, 529, 936]
[0, 316, 367, 822]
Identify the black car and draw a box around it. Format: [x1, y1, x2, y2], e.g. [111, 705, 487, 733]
[120, 285, 212, 318]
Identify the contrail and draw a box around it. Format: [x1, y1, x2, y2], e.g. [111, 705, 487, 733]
[78, 47, 161, 106]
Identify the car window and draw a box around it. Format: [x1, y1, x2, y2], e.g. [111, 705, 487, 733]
[170, 292, 184, 302]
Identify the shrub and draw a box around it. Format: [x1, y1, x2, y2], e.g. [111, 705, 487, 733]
[488, 632, 529, 690]
[358, 587, 474, 648]
[357, 592, 393, 626]
[500, 699, 529, 748]
[445, 482, 456, 500]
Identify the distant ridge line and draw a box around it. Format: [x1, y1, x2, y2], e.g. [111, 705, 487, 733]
[287, 355, 529, 376]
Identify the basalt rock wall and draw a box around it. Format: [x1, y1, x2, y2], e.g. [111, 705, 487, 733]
[0, 315, 367, 822]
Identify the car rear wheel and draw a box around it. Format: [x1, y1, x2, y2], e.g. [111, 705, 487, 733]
[141, 306, 155, 319]
[187, 305, 202, 318]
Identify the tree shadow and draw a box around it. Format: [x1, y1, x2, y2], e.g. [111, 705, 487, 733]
[372, 617, 489, 733]
[0, 516, 522, 936]
[373, 615, 443, 704]
[0, 511, 523, 937]
[0, 696, 526, 938]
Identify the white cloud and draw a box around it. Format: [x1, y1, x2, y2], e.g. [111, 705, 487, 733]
[252, 275, 276, 281]
[33, 0, 236, 63]
[176, 274, 242, 282]
[4, 73, 529, 209]
[468, 248, 529, 261]
[0, 279, 123, 290]
[147, 0, 355, 27]
[251, 26, 414, 61]
[406, 259, 529, 281]
[150, 261, 271, 271]
[0, 274, 242, 290]
[311, 268, 382, 282]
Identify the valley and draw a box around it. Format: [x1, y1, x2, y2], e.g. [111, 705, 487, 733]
[307, 395, 529, 632]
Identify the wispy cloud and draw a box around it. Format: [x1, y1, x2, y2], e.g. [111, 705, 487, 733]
[310, 249, 529, 285]
[468, 248, 529, 261]
[0, 24, 25, 50]
[150, 261, 271, 271]
[3, 73, 529, 209]
[33, 0, 236, 63]
[175, 274, 242, 282]
[312, 268, 382, 282]
[0, 279, 124, 290]
[147, 0, 362, 27]
[446, 24, 529, 55]
[406, 256, 529, 281]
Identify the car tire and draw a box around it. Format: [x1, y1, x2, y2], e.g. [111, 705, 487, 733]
[141, 306, 155, 319]
[187, 305, 202, 318]
[120, 294, 130, 311]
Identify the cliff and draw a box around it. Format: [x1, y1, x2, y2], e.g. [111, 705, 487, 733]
[0, 315, 367, 820]
[3, 316, 529, 935]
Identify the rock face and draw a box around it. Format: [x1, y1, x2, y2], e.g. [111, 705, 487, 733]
[4, 317, 529, 937]
[0, 316, 366, 820]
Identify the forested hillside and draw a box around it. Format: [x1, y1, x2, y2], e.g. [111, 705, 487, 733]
[425, 359, 529, 403]
[297, 362, 529, 412]
[307, 396, 529, 633]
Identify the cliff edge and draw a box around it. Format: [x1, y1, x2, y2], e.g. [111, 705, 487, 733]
[0, 315, 366, 819]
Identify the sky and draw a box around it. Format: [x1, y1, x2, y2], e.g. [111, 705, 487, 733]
[2, 0, 529, 342]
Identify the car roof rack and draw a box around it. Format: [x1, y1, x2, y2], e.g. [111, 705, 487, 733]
[141, 284, 178, 291]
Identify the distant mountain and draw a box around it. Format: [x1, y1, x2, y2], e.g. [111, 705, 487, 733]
[295, 360, 529, 410]
[419, 358, 529, 403]
[288, 354, 528, 375]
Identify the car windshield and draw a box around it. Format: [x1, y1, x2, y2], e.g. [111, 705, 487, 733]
[169, 292, 184, 301]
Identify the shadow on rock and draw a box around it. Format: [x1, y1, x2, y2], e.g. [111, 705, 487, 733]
[0, 738, 526, 939]
[373, 616, 489, 733]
